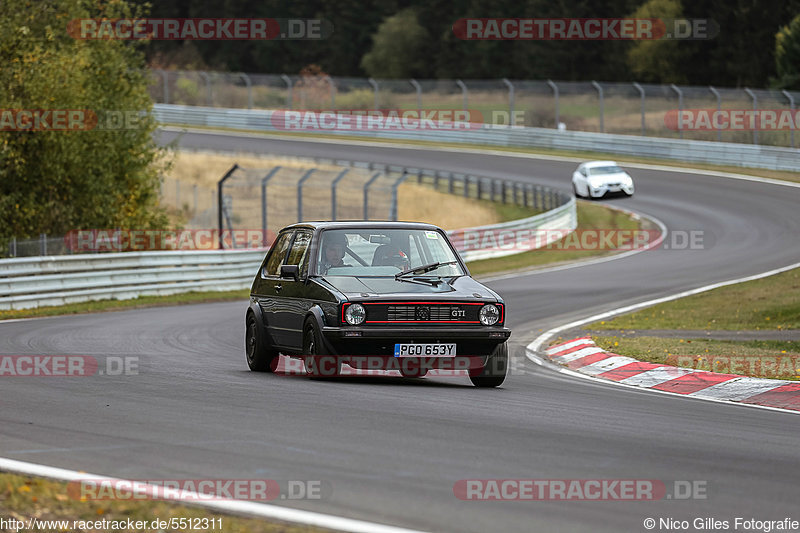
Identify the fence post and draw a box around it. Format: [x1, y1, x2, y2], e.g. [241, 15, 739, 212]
[368, 78, 379, 110]
[670, 84, 683, 139]
[448, 172, 454, 194]
[783, 90, 795, 148]
[512, 182, 519, 205]
[330, 168, 350, 221]
[9, 236, 16, 258]
[456, 80, 468, 111]
[281, 74, 293, 109]
[297, 169, 316, 222]
[490, 179, 497, 202]
[463, 175, 470, 198]
[199, 71, 213, 106]
[155, 69, 169, 104]
[500, 181, 507, 204]
[237, 72, 253, 109]
[363, 172, 383, 220]
[503, 78, 515, 126]
[547, 79, 559, 128]
[709, 86, 722, 142]
[390, 171, 409, 221]
[193, 184, 198, 213]
[744, 88, 758, 145]
[409, 79, 422, 109]
[40, 233, 47, 256]
[591, 81, 604, 133]
[217, 164, 239, 249]
[326, 75, 336, 108]
[261, 166, 282, 246]
[477, 177, 483, 199]
[632, 82, 645, 136]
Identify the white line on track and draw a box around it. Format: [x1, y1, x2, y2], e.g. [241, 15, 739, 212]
[0, 457, 429, 533]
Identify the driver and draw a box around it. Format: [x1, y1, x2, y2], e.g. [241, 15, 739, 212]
[320, 232, 350, 274]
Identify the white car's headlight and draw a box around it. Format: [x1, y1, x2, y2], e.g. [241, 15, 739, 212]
[344, 303, 366, 325]
[479, 304, 501, 326]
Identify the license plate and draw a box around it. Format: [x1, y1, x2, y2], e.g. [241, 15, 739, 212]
[394, 343, 456, 357]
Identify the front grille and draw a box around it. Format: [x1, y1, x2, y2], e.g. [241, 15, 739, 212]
[355, 302, 481, 323]
[387, 305, 465, 321]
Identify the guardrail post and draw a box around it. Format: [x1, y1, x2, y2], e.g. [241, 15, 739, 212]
[709, 86, 722, 142]
[456, 80, 468, 111]
[433, 170, 440, 190]
[448, 172, 454, 194]
[409, 79, 422, 109]
[463, 175, 470, 198]
[281, 74, 293, 109]
[199, 71, 213, 106]
[591, 81, 604, 132]
[503, 78, 515, 126]
[535, 185, 542, 210]
[744, 88, 758, 145]
[490, 179, 497, 202]
[501, 181, 507, 204]
[363, 171, 382, 220]
[524, 184, 531, 208]
[330, 168, 350, 221]
[40, 233, 47, 256]
[670, 84, 683, 139]
[155, 69, 169, 104]
[217, 164, 239, 249]
[783, 90, 795, 148]
[368, 78, 379, 110]
[193, 184, 198, 213]
[261, 166, 282, 246]
[512, 182, 519, 205]
[632, 82, 645, 136]
[9, 236, 16, 258]
[547, 80, 559, 128]
[390, 171, 409, 221]
[297, 168, 316, 222]
[477, 177, 483, 199]
[237, 72, 253, 109]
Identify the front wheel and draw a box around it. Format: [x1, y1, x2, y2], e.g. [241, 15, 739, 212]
[302, 319, 341, 377]
[245, 311, 279, 372]
[469, 342, 508, 388]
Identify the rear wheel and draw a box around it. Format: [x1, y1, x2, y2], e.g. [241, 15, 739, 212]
[302, 319, 341, 377]
[469, 342, 508, 388]
[245, 311, 279, 372]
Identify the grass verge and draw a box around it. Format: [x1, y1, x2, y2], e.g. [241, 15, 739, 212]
[467, 200, 648, 276]
[0, 472, 326, 533]
[590, 268, 800, 331]
[592, 335, 800, 381]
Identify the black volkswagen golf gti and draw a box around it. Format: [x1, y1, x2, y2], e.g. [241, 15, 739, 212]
[245, 221, 511, 387]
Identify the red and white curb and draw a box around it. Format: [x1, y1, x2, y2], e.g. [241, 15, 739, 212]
[546, 337, 800, 412]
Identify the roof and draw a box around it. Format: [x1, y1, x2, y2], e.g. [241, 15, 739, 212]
[582, 160, 618, 168]
[281, 221, 443, 231]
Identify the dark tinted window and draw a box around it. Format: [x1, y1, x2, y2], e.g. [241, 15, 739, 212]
[262, 231, 293, 277]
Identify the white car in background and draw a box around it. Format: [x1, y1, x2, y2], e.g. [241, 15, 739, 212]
[571, 161, 634, 198]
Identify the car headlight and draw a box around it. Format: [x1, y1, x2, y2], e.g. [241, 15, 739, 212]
[344, 303, 366, 325]
[479, 304, 500, 326]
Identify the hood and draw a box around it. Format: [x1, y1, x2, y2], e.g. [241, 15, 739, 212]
[321, 275, 499, 301]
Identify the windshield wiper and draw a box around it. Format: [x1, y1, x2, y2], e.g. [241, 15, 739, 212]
[395, 260, 458, 280]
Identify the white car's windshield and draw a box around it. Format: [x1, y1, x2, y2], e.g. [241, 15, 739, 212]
[588, 165, 624, 175]
[316, 229, 464, 277]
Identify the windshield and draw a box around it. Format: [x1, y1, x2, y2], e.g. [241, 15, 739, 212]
[588, 165, 624, 175]
[315, 229, 465, 277]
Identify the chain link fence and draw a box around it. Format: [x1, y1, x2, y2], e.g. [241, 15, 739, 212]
[148, 70, 800, 148]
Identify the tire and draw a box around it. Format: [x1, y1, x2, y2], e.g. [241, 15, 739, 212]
[469, 342, 508, 388]
[302, 319, 341, 377]
[245, 311, 279, 372]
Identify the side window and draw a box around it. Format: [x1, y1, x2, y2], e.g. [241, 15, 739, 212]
[262, 231, 293, 277]
[285, 231, 312, 277]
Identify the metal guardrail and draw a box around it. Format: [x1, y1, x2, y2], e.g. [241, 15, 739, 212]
[0, 201, 576, 310]
[154, 104, 800, 172]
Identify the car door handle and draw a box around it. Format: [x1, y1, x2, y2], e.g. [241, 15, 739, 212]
[274, 284, 282, 292]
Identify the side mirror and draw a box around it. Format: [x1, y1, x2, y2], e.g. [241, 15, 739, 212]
[280, 264, 299, 280]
